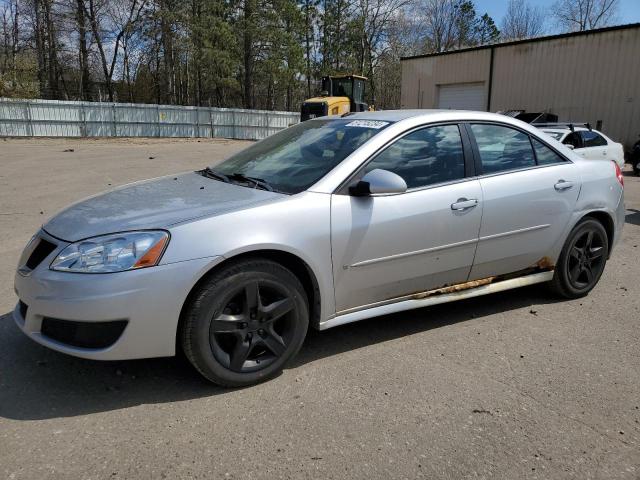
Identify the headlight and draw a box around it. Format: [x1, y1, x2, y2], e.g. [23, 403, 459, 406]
[50, 231, 169, 273]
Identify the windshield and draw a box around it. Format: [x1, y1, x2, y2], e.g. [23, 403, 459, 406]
[212, 119, 391, 194]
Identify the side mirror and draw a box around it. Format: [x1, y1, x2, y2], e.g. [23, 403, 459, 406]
[349, 169, 408, 196]
[565, 144, 575, 150]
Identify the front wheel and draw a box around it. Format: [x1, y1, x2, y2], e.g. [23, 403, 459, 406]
[549, 218, 609, 299]
[181, 259, 309, 387]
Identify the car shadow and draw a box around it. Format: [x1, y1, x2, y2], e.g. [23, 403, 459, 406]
[0, 285, 561, 421]
[625, 209, 640, 226]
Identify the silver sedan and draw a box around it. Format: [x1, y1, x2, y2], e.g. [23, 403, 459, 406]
[14, 110, 625, 386]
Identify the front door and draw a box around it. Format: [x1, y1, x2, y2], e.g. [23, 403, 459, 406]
[330, 124, 483, 313]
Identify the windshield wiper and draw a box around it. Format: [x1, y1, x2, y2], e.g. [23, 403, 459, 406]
[200, 168, 280, 193]
[230, 173, 275, 192]
[199, 167, 230, 183]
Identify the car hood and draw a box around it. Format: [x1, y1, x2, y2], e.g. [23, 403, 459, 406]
[43, 172, 283, 242]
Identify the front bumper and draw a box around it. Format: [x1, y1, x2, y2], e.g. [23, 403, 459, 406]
[13, 230, 221, 360]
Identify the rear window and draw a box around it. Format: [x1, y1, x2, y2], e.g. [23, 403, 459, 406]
[533, 139, 567, 165]
[470, 124, 536, 174]
[580, 131, 607, 147]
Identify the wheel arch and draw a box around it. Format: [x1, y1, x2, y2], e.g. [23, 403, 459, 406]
[176, 249, 323, 352]
[581, 210, 615, 254]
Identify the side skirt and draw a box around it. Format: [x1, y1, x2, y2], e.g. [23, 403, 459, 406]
[318, 270, 554, 331]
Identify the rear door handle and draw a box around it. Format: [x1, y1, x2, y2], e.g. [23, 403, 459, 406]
[554, 180, 574, 191]
[451, 198, 478, 210]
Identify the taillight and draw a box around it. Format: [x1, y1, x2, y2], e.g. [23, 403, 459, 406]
[613, 161, 624, 187]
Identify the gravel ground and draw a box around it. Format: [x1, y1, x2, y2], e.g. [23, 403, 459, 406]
[0, 137, 639, 480]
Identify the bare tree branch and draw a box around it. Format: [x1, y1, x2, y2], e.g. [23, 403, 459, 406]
[501, 0, 545, 41]
[551, 0, 619, 32]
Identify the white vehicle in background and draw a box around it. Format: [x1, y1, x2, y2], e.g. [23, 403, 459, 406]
[538, 123, 625, 169]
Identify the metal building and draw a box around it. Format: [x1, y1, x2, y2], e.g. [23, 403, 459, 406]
[400, 23, 640, 148]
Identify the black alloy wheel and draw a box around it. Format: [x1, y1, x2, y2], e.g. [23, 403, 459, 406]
[210, 280, 296, 373]
[181, 259, 308, 387]
[565, 229, 606, 290]
[550, 218, 609, 298]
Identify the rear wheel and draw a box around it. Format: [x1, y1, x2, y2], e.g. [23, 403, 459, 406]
[549, 218, 608, 299]
[181, 259, 308, 387]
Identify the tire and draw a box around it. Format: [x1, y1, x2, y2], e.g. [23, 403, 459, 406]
[181, 259, 309, 387]
[549, 218, 609, 299]
[634, 161, 640, 176]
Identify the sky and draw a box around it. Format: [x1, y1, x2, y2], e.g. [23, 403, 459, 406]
[474, 0, 640, 33]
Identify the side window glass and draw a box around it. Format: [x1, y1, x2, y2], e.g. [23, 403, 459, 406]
[594, 134, 607, 147]
[580, 131, 607, 147]
[563, 132, 582, 149]
[363, 125, 465, 189]
[533, 139, 566, 165]
[470, 124, 536, 174]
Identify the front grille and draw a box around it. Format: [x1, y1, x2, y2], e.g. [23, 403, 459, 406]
[18, 301, 28, 319]
[41, 318, 128, 349]
[25, 238, 57, 270]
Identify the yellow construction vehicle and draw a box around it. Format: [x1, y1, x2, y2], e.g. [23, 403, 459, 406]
[300, 74, 371, 121]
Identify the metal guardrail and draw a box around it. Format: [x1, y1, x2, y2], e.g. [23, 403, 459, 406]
[0, 98, 300, 140]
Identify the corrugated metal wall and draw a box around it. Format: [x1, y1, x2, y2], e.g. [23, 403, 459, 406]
[0, 99, 300, 140]
[401, 25, 640, 148]
[490, 27, 640, 148]
[401, 49, 491, 111]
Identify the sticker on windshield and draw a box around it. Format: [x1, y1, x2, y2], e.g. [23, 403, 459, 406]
[345, 120, 389, 129]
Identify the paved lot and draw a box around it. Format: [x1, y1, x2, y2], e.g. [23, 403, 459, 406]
[0, 138, 639, 479]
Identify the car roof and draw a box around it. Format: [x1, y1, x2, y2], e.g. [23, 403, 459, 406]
[341, 109, 452, 121]
[314, 110, 600, 152]
[326, 109, 520, 123]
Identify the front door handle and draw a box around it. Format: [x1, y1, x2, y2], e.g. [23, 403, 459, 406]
[554, 180, 574, 191]
[451, 198, 478, 211]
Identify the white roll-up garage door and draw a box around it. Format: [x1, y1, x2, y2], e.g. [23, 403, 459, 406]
[437, 83, 486, 111]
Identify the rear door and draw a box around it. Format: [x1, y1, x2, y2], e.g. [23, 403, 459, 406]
[467, 123, 581, 280]
[330, 123, 482, 313]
